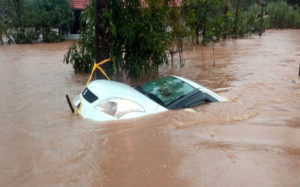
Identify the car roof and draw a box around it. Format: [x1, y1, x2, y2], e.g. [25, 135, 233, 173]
[87, 76, 225, 103]
[172, 75, 225, 102]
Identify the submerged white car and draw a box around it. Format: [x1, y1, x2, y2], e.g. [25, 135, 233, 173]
[72, 76, 225, 121]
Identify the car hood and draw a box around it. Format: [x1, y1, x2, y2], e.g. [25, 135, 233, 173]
[86, 79, 167, 111]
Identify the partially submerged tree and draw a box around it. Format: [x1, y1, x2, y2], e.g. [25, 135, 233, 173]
[182, 0, 235, 44]
[65, 1, 95, 72]
[265, 0, 300, 29]
[66, 0, 184, 77]
[95, 0, 111, 77]
[65, 0, 300, 78]
[167, 0, 190, 65]
[108, 0, 172, 77]
[233, 0, 240, 38]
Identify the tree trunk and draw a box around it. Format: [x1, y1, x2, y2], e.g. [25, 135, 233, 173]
[195, 26, 200, 45]
[213, 40, 215, 67]
[202, 1, 208, 44]
[202, 25, 206, 44]
[259, 4, 264, 36]
[15, 0, 23, 26]
[222, 0, 229, 15]
[95, 0, 110, 79]
[233, 0, 240, 39]
[179, 40, 183, 67]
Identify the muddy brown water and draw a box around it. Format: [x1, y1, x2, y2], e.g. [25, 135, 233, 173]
[0, 30, 300, 186]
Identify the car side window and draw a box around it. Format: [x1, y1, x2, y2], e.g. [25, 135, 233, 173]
[177, 92, 218, 109]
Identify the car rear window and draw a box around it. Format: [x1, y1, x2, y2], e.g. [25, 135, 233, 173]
[82, 87, 98, 103]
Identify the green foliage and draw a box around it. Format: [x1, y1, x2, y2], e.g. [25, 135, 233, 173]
[13, 28, 37, 44]
[0, 0, 11, 43]
[265, 0, 300, 28]
[64, 0, 300, 78]
[64, 1, 95, 72]
[65, 0, 186, 77]
[234, 3, 262, 37]
[183, 0, 235, 43]
[42, 30, 65, 43]
[109, 0, 171, 77]
[183, 0, 269, 41]
[2, 0, 74, 44]
[245, 3, 262, 33]
[167, 1, 190, 44]
[286, 0, 300, 6]
[0, 18, 6, 44]
[183, 0, 208, 43]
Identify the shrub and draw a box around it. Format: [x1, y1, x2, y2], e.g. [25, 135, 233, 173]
[246, 3, 262, 33]
[64, 1, 95, 73]
[109, 0, 170, 77]
[65, 0, 300, 78]
[13, 28, 38, 44]
[2, 0, 74, 44]
[265, 0, 300, 29]
[0, 18, 5, 44]
[42, 30, 64, 43]
[65, 0, 177, 77]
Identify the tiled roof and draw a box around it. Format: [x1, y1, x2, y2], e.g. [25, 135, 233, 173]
[70, 0, 89, 10]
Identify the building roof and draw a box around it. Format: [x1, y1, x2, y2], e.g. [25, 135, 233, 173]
[71, 0, 89, 10]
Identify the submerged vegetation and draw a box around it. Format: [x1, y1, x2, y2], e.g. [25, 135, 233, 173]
[0, 0, 73, 44]
[265, 0, 300, 29]
[65, 1, 95, 73]
[1, 0, 299, 77]
[65, 0, 268, 77]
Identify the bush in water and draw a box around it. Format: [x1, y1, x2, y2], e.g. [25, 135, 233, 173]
[64, 0, 95, 73]
[64, 0, 300, 78]
[65, 0, 178, 77]
[2, 0, 74, 44]
[13, 28, 38, 44]
[265, 0, 300, 29]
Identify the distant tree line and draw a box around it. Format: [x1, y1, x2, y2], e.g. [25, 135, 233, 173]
[0, 0, 74, 44]
[65, 0, 300, 78]
[1, 0, 299, 78]
[265, 0, 300, 28]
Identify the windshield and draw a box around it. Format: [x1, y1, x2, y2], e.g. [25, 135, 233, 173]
[137, 76, 196, 106]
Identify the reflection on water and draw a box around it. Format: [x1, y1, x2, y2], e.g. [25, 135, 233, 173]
[0, 30, 300, 186]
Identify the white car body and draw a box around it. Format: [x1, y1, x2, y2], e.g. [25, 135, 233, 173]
[174, 76, 225, 102]
[73, 76, 225, 122]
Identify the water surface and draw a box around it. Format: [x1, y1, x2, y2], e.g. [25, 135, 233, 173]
[0, 30, 299, 186]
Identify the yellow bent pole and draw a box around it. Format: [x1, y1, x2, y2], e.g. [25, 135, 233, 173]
[85, 58, 111, 87]
[85, 63, 96, 87]
[96, 58, 110, 66]
[95, 66, 110, 80]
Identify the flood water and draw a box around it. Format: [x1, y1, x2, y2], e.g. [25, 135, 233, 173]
[0, 30, 299, 186]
